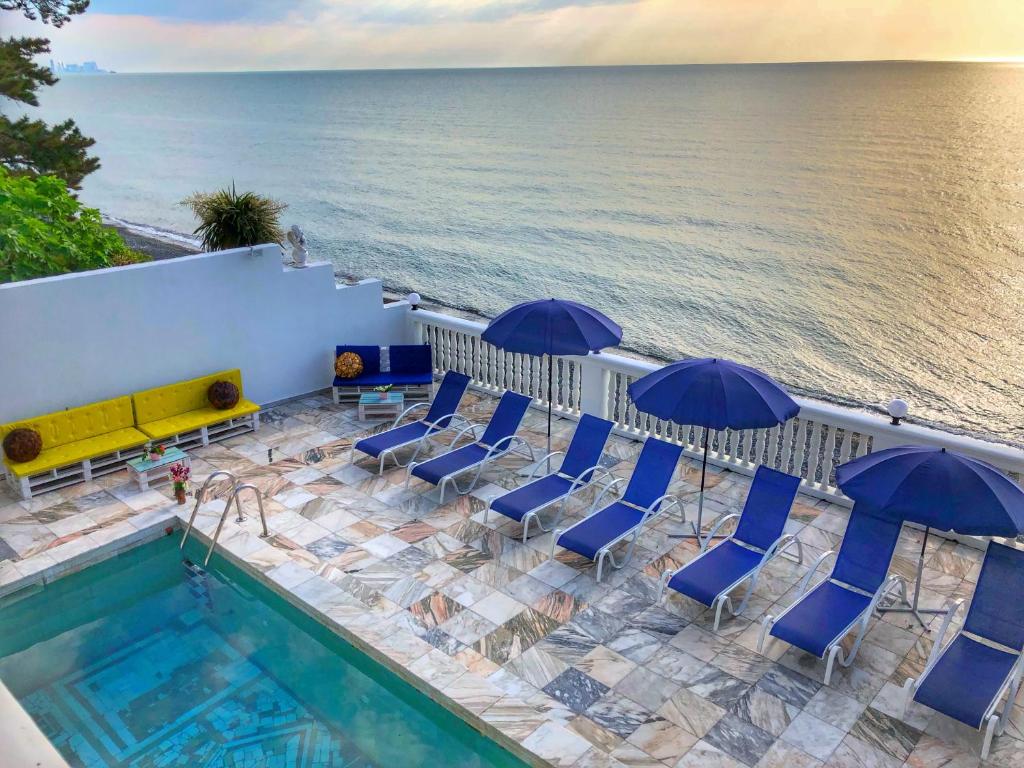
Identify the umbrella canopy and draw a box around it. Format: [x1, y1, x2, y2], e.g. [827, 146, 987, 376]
[835, 445, 1024, 537]
[627, 358, 799, 430]
[482, 298, 622, 464]
[627, 358, 798, 538]
[481, 299, 622, 357]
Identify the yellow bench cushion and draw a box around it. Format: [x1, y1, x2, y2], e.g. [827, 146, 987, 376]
[0, 396, 136, 452]
[133, 369, 247, 425]
[5, 426, 148, 477]
[137, 399, 259, 441]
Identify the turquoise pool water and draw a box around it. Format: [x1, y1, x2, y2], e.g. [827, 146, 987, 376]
[0, 536, 528, 768]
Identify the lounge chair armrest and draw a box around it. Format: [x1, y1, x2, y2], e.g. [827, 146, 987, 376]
[530, 451, 565, 480]
[797, 549, 835, 595]
[392, 401, 431, 428]
[585, 478, 626, 516]
[922, 598, 967, 674]
[448, 422, 485, 446]
[422, 412, 471, 432]
[761, 533, 803, 567]
[702, 513, 739, 552]
[568, 464, 615, 493]
[644, 494, 682, 520]
[483, 435, 535, 463]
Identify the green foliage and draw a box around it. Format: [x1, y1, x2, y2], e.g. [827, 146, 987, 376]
[0, 2, 99, 189]
[182, 184, 287, 251]
[0, 167, 148, 282]
[0, 113, 100, 189]
[0, 0, 89, 27]
[0, 37, 55, 104]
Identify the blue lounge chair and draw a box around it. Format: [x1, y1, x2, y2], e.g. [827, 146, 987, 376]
[407, 390, 534, 502]
[659, 466, 802, 630]
[901, 542, 1024, 759]
[550, 437, 689, 582]
[758, 504, 908, 684]
[352, 371, 472, 473]
[485, 414, 615, 542]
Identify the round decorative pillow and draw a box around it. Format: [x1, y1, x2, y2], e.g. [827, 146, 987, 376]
[334, 352, 364, 379]
[207, 380, 240, 410]
[3, 427, 42, 463]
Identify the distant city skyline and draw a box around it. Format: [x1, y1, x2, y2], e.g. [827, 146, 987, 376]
[48, 60, 112, 75]
[10, 0, 1024, 73]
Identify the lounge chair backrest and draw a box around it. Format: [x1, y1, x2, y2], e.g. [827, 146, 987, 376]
[622, 437, 683, 510]
[964, 542, 1024, 652]
[560, 415, 614, 480]
[336, 345, 381, 375]
[390, 344, 433, 374]
[830, 504, 902, 594]
[479, 391, 532, 447]
[733, 466, 801, 551]
[424, 371, 471, 428]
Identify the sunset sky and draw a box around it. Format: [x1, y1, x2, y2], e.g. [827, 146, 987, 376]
[11, 0, 1024, 71]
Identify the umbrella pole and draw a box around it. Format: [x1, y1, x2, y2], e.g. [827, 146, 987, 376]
[547, 355, 553, 473]
[877, 525, 945, 630]
[697, 430, 709, 536]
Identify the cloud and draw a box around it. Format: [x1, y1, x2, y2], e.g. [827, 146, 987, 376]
[15, 0, 1024, 72]
[86, 0, 323, 23]
[352, 0, 639, 25]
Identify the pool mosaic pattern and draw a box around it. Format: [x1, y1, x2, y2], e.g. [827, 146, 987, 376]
[0, 388, 1021, 768]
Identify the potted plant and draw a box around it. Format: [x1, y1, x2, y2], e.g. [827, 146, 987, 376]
[170, 463, 190, 505]
[181, 184, 286, 251]
[144, 442, 166, 462]
[374, 384, 393, 401]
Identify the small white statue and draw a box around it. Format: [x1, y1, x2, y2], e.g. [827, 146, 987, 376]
[287, 225, 308, 268]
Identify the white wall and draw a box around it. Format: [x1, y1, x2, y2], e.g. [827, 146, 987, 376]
[0, 245, 415, 422]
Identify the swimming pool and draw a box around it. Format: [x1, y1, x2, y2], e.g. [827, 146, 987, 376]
[0, 535, 529, 768]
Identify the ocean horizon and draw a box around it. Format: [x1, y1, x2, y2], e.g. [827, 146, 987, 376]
[29, 61, 1024, 444]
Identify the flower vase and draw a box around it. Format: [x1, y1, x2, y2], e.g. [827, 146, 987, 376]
[150, 452, 161, 462]
[174, 485, 187, 505]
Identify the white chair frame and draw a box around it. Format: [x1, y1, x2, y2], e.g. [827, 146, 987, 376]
[353, 400, 471, 473]
[405, 421, 536, 503]
[757, 549, 909, 684]
[484, 448, 618, 542]
[900, 598, 1024, 759]
[550, 479, 693, 582]
[657, 512, 804, 630]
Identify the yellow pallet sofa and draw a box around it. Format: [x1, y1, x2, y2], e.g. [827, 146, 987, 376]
[132, 369, 260, 449]
[1, 397, 149, 499]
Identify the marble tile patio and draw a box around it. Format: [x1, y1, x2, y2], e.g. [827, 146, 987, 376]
[0, 388, 1017, 768]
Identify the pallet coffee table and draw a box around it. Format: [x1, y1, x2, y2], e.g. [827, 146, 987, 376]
[127, 446, 190, 491]
[357, 392, 404, 421]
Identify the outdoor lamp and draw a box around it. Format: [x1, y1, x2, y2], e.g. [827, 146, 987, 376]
[887, 398, 909, 425]
[407, 292, 421, 310]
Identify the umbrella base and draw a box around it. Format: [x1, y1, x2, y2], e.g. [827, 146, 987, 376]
[668, 531, 728, 541]
[877, 605, 945, 629]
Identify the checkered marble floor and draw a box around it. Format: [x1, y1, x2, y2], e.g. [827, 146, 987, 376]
[1, 389, 1020, 768]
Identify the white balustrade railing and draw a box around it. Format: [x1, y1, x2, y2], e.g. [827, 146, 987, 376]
[409, 309, 1024, 507]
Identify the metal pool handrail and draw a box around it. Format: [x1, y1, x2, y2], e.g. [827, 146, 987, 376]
[204, 483, 269, 566]
[181, 470, 236, 549]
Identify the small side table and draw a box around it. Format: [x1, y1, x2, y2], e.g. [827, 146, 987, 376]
[127, 446, 190, 491]
[358, 392, 405, 421]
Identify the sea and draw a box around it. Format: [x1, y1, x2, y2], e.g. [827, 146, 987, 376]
[28, 62, 1024, 443]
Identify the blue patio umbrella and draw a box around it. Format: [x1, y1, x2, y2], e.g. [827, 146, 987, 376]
[627, 358, 799, 538]
[482, 299, 622, 459]
[836, 445, 1024, 626]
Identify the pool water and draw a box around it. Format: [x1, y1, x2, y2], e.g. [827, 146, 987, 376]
[0, 536, 528, 768]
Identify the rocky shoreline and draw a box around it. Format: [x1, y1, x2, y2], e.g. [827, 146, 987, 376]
[110, 224, 199, 261]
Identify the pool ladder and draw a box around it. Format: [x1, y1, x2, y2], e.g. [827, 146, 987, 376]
[180, 470, 270, 566]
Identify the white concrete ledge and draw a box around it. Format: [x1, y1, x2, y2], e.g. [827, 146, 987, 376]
[0, 679, 69, 768]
